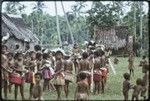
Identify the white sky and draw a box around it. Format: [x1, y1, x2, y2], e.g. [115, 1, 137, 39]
[2, 1, 149, 16]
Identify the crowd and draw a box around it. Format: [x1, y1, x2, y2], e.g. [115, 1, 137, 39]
[1, 40, 149, 100]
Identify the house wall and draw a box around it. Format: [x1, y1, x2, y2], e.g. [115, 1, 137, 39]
[94, 26, 128, 49]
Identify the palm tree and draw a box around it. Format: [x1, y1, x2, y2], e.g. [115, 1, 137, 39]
[61, 1, 74, 45]
[32, 1, 46, 13]
[55, 1, 62, 47]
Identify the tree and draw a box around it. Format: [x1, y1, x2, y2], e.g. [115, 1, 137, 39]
[86, 1, 123, 36]
[4, 2, 26, 15]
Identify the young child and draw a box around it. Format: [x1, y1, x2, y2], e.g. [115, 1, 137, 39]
[75, 72, 89, 100]
[53, 50, 65, 100]
[1, 45, 12, 99]
[36, 52, 43, 71]
[114, 57, 119, 64]
[13, 52, 26, 100]
[93, 51, 102, 95]
[30, 72, 43, 100]
[7, 52, 14, 93]
[139, 56, 147, 67]
[78, 52, 91, 87]
[41, 53, 52, 91]
[140, 64, 149, 100]
[131, 78, 143, 100]
[28, 51, 37, 99]
[64, 54, 73, 98]
[122, 73, 132, 100]
[128, 51, 135, 77]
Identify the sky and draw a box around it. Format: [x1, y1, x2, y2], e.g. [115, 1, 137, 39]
[2, 1, 149, 17]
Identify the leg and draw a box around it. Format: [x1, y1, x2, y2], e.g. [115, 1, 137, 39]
[43, 79, 46, 91]
[4, 80, 8, 99]
[55, 85, 61, 100]
[131, 69, 134, 77]
[64, 80, 69, 98]
[101, 78, 104, 93]
[20, 84, 25, 100]
[98, 81, 100, 94]
[29, 83, 34, 99]
[45, 79, 49, 91]
[94, 81, 96, 95]
[8, 83, 12, 93]
[15, 84, 18, 100]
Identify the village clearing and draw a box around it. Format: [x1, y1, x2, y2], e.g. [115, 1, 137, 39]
[2, 57, 147, 100]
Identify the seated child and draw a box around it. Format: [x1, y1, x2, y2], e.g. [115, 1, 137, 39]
[30, 72, 43, 100]
[122, 73, 132, 100]
[75, 73, 89, 100]
[114, 57, 119, 64]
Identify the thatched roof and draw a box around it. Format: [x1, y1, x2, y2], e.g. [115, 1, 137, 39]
[94, 26, 129, 49]
[2, 13, 39, 43]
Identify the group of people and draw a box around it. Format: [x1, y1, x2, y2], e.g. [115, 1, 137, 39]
[2, 40, 148, 100]
[1, 41, 109, 100]
[122, 51, 149, 100]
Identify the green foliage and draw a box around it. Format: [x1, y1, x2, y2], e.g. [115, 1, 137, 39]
[4, 2, 26, 15]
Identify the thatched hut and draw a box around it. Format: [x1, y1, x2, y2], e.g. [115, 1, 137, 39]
[93, 25, 132, 55]
[1, 13, 39, 52]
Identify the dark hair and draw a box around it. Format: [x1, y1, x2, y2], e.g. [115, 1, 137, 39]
[55, 51, 63, 56]
[123, 73, 130, 80]
[14, 52, 23, 59]
[142, 56, 146, 59]
[82, 52, 88, 59]
[7, 52, 14, 57]
[29, 51, 36, 56]
[2, 44, 8, 49]
[79, 73, 87, 80]
[34, 45, 41, 52]
[136, 78, 142, 85]
[94, 50, 99, 57]
[34, 72, 42, 79]
[43, 53, 49, 59]
[36, 52, 42, 60]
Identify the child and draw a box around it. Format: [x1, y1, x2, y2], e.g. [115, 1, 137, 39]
[114, 57, 119, 64]
[64, 54, 73, 98]
[128, 51, 135, 77]
[122, 73, 132, 100]
[53, 50, 65, 100]
[139, 56, 147, 67]
[75, 72, 89, 100]
[36, 52, 43, 71]
[12, 52, 26, 100]
[7, 52, 14, 93]
[28, 51, 37, 99]
[41, 53, 52, 91]
[1, 45, 12, 99]
[30, 72, 43, 100]
[72, 43, 80, 73]
[131, 78, 143, 100]
[93, 51, 102, 95]
[78, 52, 91, 86]
[140, 64, 149, 100]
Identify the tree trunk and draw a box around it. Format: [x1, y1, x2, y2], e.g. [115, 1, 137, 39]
[55, 1, 62, 47]
[61, 1, 74, 45]
[133, 2, 136, 41]
[139, 2, 143, 50]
